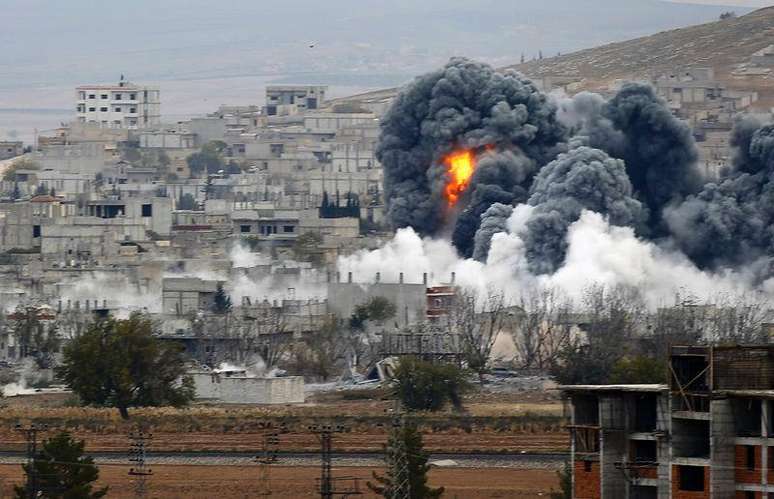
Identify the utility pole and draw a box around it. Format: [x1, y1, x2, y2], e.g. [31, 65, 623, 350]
[308, 423, 361, 498]
[389, 400, 411, 499]
[16, 423, 47, 499]
[255, 421, 285, 496]
[128, 430, 153, 498]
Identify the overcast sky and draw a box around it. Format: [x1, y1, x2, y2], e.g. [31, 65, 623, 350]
[668, 0, 773, 6]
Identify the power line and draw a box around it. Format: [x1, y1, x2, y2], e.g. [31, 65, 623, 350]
[308, 423, 363, 498]
[128, 430, 153, 499]
[16, 423, 48, 499]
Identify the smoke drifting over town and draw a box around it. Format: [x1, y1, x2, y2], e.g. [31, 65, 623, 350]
[361, 57, 774, 303]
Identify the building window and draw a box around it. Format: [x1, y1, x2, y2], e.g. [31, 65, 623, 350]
[32, 225, 41, 238]
[240, 225, 251, 233]
[100, 107, 108, 112]
[130, 93, 137, 100]
[283, 225, 295, 233]
[583, 461, 592, 472]
[101, 94, 108, 99]
[678, 466, 704, 492]
[88, 94, 96, 99]
[141, 204, 152, 217]
[114, 107, 122, 112]
[129, 107, 137, 113]
[115, 93, 122, 100]
[747, 446, 756, 470]
[113, 120, 121, 127]
[88, 107, 96, 112]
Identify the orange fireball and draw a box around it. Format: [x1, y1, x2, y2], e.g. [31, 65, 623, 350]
[443, 149, 475, 207]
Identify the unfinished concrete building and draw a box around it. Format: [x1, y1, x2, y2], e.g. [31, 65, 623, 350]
[562, 345, 774, 498]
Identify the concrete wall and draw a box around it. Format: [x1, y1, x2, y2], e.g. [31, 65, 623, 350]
[327, 282, 427, 327]
[0, 203, 34, 250]
[191, 373, 304, 404]
[711, 399, 736, 497]
[189, 118, 227, 146]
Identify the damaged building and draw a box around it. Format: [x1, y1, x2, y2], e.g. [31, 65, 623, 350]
[562, 345, 774, 498]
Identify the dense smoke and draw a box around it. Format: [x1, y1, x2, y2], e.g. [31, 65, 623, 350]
[561, 83, 702, 234]
[452, 150, 535, 257]
[371, 58, 774, 301]
[377, 57, 566, 256]
[665, 120, 774, 272]
[522, 145, 646, 274]
[472, 202, 513, 262]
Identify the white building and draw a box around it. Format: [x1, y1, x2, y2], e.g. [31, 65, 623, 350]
[75, 80, 160, 129]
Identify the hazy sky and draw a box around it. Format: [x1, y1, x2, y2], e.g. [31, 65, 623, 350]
[669, 0, 773, 5]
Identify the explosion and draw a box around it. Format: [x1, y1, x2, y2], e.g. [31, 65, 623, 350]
[443, 149, 475, 206]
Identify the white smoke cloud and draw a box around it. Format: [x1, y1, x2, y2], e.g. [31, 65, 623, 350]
[229, 243, 270, 268]
[338, 208, 769, 308]
[58, 272, 160, 317]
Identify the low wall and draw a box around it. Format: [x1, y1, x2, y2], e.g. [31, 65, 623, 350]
[191, 373, 305, 404]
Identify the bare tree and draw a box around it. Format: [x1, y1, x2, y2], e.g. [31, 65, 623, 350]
[514, 286, 574, 370]
[442, 287, 511, 383]
[704, 292, 769, 344]
[223, 304, 292, 371]
[551, 284, 648, 385]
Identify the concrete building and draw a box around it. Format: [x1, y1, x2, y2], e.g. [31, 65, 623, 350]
[190, 370, 304, 404]
[303, 112, 376, 134]
[75, 80, 160, 129]
[162, 277, 222, 316]
[562, 345, 774, 498]
[0, 141, 23, 161]
[138, 127, 196, 149]
[264, 85, 327, 116]
[327, 273, 429, 328]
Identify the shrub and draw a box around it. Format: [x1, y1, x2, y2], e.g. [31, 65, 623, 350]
[391, 358, 470, 412]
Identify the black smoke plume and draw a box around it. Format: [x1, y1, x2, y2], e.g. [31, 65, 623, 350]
[451, 150, 536, 257]
[665, 121, 774, 271]
[377, 57, 567, 255]
[561, 83, 702, 233]
[472, 202, 514, 262]
[523, 145, 647, 274]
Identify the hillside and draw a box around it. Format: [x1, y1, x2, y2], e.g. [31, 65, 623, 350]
[511, 6, 774, 103]
[336, 7, 774, 107]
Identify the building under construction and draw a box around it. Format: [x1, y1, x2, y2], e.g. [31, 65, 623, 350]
[562, 345, 774, 498]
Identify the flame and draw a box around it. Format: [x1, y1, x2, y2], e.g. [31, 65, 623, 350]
[443, 149, 475, 206]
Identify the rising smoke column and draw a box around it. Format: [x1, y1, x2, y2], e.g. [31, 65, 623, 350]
[521, 145, 647, 274]
[665, 121, 774, 271]
[472, 202, 514, 262]
[377, 57, 567, 255]
[589, 83, 702, 232]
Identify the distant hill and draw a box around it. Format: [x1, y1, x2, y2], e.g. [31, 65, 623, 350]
[510, 7, 774, 104]
[0, 0, 752, 90]
[336, 6, 774, 109]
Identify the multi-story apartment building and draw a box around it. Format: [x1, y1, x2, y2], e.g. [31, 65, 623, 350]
[75, 79, 160, 129]
[264, 85, 327, 116]
[562, 345, 774, 498]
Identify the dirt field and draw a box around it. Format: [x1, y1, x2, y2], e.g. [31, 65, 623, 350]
[0, 463, 560, 498]
[0, 390, 567, 455]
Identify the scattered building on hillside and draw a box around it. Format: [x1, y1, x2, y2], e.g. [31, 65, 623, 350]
[751, 44, 774, 67]
[0, 141, 23, 161]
